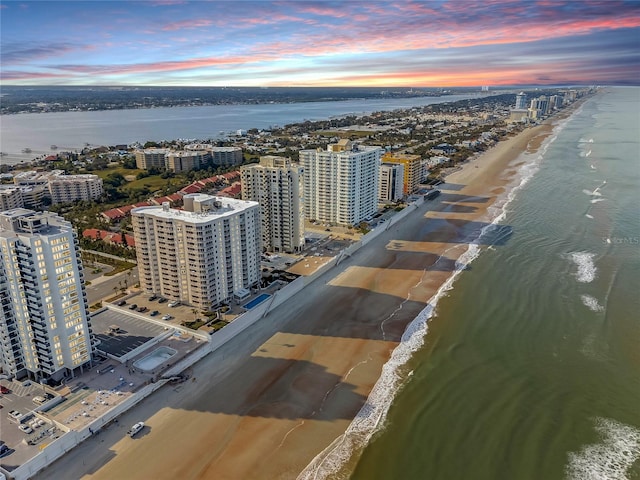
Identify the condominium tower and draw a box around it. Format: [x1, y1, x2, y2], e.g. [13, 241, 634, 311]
[241, 156, 305, 253]
[132, 194, 261, 309]
[300, 140, 382, 226]
[379, 162, 404, 202]
[515, 92, 528, 110]
[381, 152, 422, 195]
[0, 209, 93, 382]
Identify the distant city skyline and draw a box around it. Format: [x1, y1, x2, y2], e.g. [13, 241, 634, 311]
[1, 0, 639, 87]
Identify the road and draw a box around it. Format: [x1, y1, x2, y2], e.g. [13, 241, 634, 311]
[85, 268, 139, 305]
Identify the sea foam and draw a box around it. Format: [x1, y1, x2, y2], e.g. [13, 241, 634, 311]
[567, 418, 640, 480]
[567, 252, 597, 283]
[580, 294, 604, 312]
[297, 114, 571, 480]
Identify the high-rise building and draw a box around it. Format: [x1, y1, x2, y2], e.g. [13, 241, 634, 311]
[241, 156, 305, 253]
[381, 152, 422, 194]
[131, 194, 261, 309]
[0, 209, 93, 382]
[300, 140, 382, 226]
[515, 92, 528, 110]
[379, 163, 404, 202]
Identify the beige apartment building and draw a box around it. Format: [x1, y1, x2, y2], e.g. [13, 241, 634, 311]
[135, 148, 170, 169]
[48, 174, 103, 204]
[241, 156, 305, 253]
[12, 170, 103, 205]
[131, 194, 261, 310]
[165, 150, 208, 173]
[0, 186, 23, 211]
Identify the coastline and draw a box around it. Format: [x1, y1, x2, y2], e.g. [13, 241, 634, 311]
[34, 110, 576, 480]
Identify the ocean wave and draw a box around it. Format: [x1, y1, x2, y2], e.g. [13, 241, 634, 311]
[566, 252, 597, 283]
[580, 294, 604, 312]
[566, 418, 640, 480]
[591, 198, 607, 204]
[298, 118, 570, 480]
[583, 189, 602, 197]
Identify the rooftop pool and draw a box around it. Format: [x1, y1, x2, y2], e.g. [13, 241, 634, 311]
[242, 293, 271, 310]
[133, 346, 177, 373]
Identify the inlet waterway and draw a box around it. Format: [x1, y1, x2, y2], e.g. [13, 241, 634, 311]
[0, 93, 480, 166]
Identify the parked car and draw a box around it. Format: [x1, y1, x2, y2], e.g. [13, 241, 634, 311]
[116, 300, 126, 306]
[0, 444, 10, 457]
[32, 395, 46, 405]
[149, 295, 158, 301]
[136, 306, 148, 313]
[168, 300, 180, 307]
[18, 424, 33, 434]
[0, 385, 10, 394]
[128, 304, 138, 310]
[127, 421, 144, 437]
[161, 314, 173, 321]
[149, 310, 159, 317]
[8, 410, 22, 420]
[157, 297, 167, 304]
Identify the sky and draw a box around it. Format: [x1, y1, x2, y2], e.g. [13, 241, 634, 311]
[1, 0, 639, 87]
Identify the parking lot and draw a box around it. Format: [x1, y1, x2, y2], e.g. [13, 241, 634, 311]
[0, 381, 57, 470]
[92, 309, 168, 358]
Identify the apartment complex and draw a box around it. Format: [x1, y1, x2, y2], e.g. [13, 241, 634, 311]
[241, 156, 305, 253]
[379, 162, 404, 202]
[381, 152, 422, 194]
[0, 209, 93, 382]
[135, 148, 170, 170]
[166, 150, 209, 173]
[300, 140, 382, 226]
[0, 186, 23, 211]
[13, 170, 103, 205]
[132, 194, 261, 309]
[48, 174, 103, 204]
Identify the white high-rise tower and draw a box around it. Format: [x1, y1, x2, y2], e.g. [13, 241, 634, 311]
[515, 92, 528, 110]
[0, 209, 93, 382]
[300, 140, 382, 226]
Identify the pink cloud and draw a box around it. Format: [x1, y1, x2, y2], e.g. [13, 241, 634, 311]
[162, 19, 214, 31]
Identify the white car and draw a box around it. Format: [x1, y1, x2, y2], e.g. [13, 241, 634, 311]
[19, 424, 33, 434]
[168, 300, 180, 307]
[161, 314, 173, 321]
[128, 422, 144, 437]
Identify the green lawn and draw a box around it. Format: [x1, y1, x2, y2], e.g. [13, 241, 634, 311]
[94, 166, 145, 179]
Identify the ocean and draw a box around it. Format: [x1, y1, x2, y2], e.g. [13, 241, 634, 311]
[307, 87, 640, 479]
[0, 93, 480, 167]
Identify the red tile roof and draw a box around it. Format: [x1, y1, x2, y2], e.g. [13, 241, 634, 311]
[82, 229, 135, 247]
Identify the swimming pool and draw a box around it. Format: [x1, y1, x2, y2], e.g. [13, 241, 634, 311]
[242, 293, 271, 310]
[133, 346, 177, 372]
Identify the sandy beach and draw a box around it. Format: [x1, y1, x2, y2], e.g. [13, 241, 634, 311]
[35, 120, 560, 480]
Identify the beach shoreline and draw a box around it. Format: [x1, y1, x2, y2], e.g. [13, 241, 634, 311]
[34, 108, 577, 480]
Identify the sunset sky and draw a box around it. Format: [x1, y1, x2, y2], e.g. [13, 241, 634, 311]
[1, 0, 639, 87]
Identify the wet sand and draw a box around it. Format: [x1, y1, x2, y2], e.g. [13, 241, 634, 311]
[35, 122, 557, 480]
